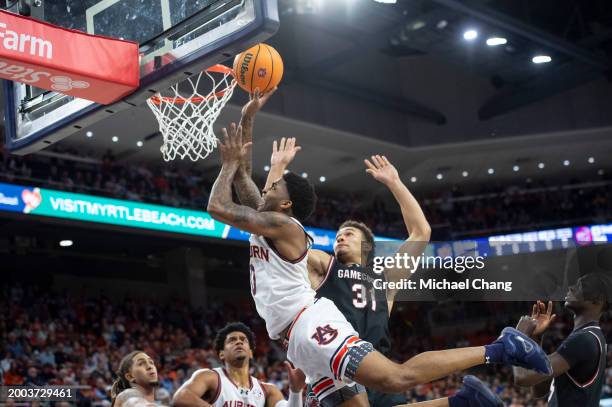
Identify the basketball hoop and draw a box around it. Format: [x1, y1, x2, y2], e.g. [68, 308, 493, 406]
[147, 65, 237, 161]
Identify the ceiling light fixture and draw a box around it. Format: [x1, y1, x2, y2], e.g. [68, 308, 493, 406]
[486, 37, 507, 46]
[532, 55, 552, 64]
[463, 30, 478, 41]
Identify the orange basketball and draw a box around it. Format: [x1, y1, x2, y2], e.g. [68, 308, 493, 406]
[233, 43, 283, 94]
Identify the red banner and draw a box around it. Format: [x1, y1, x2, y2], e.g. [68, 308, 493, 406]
[0, 10, 139, 105]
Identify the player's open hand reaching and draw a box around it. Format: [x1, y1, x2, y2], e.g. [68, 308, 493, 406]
[241, 87, 277, 119]
[271, 137, 301, 168]
[530, 300, 556, 337]
[219, 123, 251, 165]
[364, 155, 400, 186]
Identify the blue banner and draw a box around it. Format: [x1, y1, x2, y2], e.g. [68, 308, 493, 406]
[0, 181, 609, 254]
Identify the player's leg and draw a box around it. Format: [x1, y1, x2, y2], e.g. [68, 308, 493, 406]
[353, 327, 551, 394]
[395, 376, 504, 407]
[353, 347, 485, 393]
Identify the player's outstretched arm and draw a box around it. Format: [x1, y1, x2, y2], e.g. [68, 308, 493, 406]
[233, 88, 277, 209]
[364, 155, 431, 311]
[172, 369, 219, 407]
[239, 87, 277, 177]
[113, 389, 160, 407]
[208, 125, 302, 240]
[265, 137, 301, 191]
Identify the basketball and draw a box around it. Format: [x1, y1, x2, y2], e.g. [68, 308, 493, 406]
[233, 43, 283, 94]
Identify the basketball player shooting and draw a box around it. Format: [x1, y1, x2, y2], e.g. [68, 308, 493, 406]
[173, 322, 305, 407]
[260, 138, 501, 407]
[265, 142, 468, 406]
[207, 123, 552, 407]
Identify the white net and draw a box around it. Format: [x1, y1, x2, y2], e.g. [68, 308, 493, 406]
[146, 65, 237, 161]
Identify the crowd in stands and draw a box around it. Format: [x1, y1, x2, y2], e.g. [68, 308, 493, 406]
[2, 283, 612, 406]
[1, 146, 611, 240]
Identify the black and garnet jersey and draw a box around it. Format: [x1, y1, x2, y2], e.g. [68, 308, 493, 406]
[548, 322, 607, 407]
[315, 256, 391, 355]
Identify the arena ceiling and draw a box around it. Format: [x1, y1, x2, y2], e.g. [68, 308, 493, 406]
[4, 0, 612, 193]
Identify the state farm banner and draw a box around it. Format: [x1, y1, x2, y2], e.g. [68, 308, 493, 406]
[0, 10, 139, 104]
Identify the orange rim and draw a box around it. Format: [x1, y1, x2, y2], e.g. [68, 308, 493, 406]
[149, 64, 235, 105]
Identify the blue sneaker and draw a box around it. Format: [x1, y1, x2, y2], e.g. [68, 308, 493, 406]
[459, 375, 504, 407]
[492, 327, 552, 375]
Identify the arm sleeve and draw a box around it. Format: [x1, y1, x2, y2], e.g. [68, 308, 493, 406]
[556, 331, 599, 368]
[274, 391, 302, 407]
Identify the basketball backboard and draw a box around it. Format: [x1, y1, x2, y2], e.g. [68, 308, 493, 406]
[3, 0, 279, 154]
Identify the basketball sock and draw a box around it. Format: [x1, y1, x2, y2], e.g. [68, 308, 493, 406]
[484, 343, 504, 364]
[448, 394, 469, 407]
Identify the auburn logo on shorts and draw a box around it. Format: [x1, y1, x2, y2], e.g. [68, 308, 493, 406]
[311, 324, 338, 345]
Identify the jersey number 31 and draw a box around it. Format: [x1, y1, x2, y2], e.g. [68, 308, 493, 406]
[352, 284, 377, 311]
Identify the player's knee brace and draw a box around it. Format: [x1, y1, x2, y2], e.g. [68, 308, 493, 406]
[344, 341, 374, 381]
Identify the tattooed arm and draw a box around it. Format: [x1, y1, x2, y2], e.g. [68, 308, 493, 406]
[229, 121, 263, 210]
[232, 88, 277, 209]
[208, 124, 303, 248]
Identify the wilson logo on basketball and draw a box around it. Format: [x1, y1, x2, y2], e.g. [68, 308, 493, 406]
[238, 52, 253, 84]
[311, 325, 338, 345]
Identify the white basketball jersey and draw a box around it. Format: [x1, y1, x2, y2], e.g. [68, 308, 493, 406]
[211, 368, 267, 407]
[249, 217, 316, 339]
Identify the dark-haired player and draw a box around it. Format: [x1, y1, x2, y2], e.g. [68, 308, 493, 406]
[207, 124, 551, 407]
[173, 322, 305, 407]
[512, 273, 610, 406]
[111, 351, 163, 407]
[311, 156, 428, 407]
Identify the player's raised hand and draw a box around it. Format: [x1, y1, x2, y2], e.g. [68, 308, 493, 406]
[531, 300, 556, 337]
[284, 361, 306, 393]
[241, 87, 277, 119]
[271, 137, 301, 168]
[219, 123, 251, 164]
[364, 155, 400, 185]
